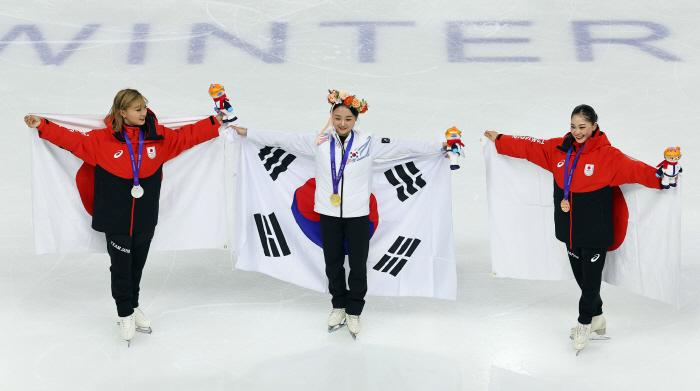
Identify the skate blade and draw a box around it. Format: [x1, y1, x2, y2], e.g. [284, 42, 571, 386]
[570, 334, 610, 340]
[136, 326, 152, 334]
[575, 349, 580, 356]
[328, 322, 346, 333]
[350, 331, 357, 340]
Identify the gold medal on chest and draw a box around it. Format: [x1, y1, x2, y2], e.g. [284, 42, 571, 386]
[330, 193, 341, 206]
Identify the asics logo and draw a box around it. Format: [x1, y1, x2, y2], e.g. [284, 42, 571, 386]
[567, 251, 579, 259]
[114, 150, 123, 158]
[591, 254, 600, 262]
[557, 160, 565, 168]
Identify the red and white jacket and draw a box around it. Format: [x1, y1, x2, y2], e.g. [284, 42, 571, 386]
[37, 110, 220, 235]
[495, 129, 662, 248]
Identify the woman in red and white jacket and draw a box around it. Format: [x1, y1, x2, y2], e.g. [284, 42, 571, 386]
[25, 89, 223, 346]
[484, 104, 664, 354]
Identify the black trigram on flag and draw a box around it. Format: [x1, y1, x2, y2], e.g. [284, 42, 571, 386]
[253, 212, 291, 257]
[384, 162, 426, 202]
[258, 146, 296, 181]
[373, 236, 421, 276]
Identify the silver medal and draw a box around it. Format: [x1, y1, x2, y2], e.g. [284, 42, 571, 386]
[131, 185, 144, 198]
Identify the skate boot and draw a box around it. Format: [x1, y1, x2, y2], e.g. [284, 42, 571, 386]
[133, 307, 152, 334]
[570, 315, 610, 341]
[118, 314, 136, 347]
[327, 308, 347, 333]
[573, 322, 591, 355]
[346, 314, 361, 340]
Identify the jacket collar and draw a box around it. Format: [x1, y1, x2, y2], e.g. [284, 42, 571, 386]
[111, 109, 165, 143]
[556, 127, 609, 153]
[331, 127, 356, 143]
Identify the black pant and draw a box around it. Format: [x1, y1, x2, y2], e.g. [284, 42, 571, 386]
[105, 229, 154, 317]
[320, 214, 369, 316]
[567, 247, 606, 324]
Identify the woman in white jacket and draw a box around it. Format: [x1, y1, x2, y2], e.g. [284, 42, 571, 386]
[232, 90, 446, 338]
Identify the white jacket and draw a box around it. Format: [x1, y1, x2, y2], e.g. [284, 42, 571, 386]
[247, 127, 443, 218]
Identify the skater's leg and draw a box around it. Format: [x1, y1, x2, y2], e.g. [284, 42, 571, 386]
[320, 215, 348, 309]
[577, 248, 607, 324]
[106, 233, 135, 318]
[344, 215, 369, 316]
[129, 229, 155, 310]
[567, 247, 584, 289]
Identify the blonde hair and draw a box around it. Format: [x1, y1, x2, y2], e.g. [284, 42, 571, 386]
[105, 89, 149, 133]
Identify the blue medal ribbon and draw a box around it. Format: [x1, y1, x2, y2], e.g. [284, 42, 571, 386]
[563, 142, 585, 201]
[330, 130, 354, 197]
[122, 125, 144, 187]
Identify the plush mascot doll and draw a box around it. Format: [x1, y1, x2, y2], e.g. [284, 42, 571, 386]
[656, 146, 682, 189]
[208, 84, 237, 124]
[444, 126, 464, 170]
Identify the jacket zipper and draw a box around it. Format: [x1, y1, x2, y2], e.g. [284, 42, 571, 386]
[567, 146, 578, 249]
[129, 127, 141, 237]
[569, 194, 573, 248]
[130, 198, 135, 237]
[340, 138, 345, 218]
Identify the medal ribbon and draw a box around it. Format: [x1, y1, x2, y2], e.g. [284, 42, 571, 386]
[563, 142, 585, 201]
[122, 125, 144, 187]
[330, 130, 354, 196]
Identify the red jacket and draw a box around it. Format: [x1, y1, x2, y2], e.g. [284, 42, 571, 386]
[496, 129, 662, 248]
[37, 110, 220, 235]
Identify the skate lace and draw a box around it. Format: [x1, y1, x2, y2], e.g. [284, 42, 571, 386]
[134, 307, 147, 321]
[120, 315, 134, 333]
[347, 315, 360, 326]
[574, 323, 591, 343]
[330, 308, 345, 319]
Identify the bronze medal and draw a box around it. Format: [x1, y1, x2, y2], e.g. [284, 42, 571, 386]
[330, 193, 341, 206]
[561, 199, 570, 212]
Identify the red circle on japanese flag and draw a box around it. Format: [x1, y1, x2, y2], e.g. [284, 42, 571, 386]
[608, 186, 629, 251]
[76, 163, 95, 216]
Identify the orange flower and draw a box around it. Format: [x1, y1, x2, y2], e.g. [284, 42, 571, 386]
[344, 96, 354, 105]
[351, 98, 361, 108]
[360, 107, 368, 113]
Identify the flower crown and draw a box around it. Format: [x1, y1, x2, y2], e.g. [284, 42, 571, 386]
[327, 90, 368, 114]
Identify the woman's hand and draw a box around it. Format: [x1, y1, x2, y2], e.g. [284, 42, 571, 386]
[484, 130, 499, 142]
[215, 114, 224, 125]
[229, 125, 247, 136]
[442, 142, 449, 150]
[24, 115, 41, 128]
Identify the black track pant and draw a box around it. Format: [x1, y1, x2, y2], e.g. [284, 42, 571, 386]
[567, 247, 607, 325]
[320, 214, 369, 316]
[105, 229, 155, 317]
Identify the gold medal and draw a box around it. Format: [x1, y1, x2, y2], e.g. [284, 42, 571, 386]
[330, 193, 341, 206]
[561, 199, 570, 212]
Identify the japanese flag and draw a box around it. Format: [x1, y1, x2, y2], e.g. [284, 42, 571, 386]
[30, 114, 228, 254]
[481, 138, 680, 306]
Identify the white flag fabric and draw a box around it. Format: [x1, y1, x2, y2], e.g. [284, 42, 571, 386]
[482, 138, 681, 306]
[233, 136, 457, 300]
[30, 114, 228, 254]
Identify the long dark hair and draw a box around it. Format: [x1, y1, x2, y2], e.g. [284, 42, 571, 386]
[571, 104, 598, 124]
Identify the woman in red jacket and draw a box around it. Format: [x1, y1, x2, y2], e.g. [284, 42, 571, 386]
[484, 104, 664, 355]
[24, 89, 223, 346]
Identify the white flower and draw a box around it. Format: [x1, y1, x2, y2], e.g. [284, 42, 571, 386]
[339, 91, 349, 100]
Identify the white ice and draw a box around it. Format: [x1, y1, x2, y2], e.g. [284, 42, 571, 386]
[2, 1, 700, 390]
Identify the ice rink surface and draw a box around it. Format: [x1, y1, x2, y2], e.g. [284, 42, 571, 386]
[2, 1, 700, 390]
